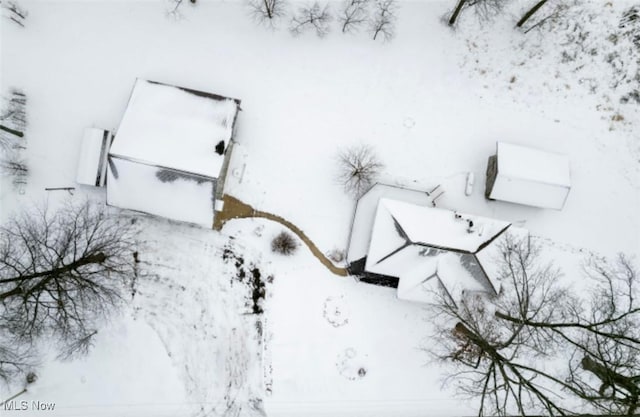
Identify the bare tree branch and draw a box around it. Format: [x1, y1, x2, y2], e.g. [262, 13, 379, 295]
[516, 0, 550, 29]
[0, 200, 136, 358]
[0, 89, 26, 149]
[290, 2, 332, 38]
[339, 0, 370, 33]
[1, 1, 28, 27]
[336, 144, 384, 198]
[0, 336, 34, 385]
[448, 0, 508, 27]
[369, 0, 396, 41]
[248, 0, 286, 26]
[1, 89, 28, 189]
[427, 234, 640, 415]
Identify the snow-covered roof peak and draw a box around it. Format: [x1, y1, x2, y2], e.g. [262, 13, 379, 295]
[378, 198, 511, 253]
[362, 198, 514, 306]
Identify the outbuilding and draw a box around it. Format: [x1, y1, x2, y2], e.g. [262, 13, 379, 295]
[105, 79, 241, 226]
[485, 142, 571, 210]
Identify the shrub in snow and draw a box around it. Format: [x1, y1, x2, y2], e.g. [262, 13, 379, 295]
[327, 248, 345, 263]
[271, 231, 299, 255]
[336, 144, 384, 198]
[26, 371, 37, 384]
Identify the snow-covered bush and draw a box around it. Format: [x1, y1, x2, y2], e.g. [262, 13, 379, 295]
[336, 144, 384, 198]
[327, 248, 345, 263]
[271, 231, 299, 255]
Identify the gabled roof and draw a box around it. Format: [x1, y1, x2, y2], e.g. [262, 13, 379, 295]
[106, 79, 240, 226]
[497, 142, 570, 187]
[363, 198, 513, 305]
[489, 142, 571, 210]
[109, 79, 240, 178]
[346, 183, 433, 265]
[366, 199, 511, 269]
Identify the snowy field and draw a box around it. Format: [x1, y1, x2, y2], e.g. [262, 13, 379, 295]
[1, 0, 639, 416]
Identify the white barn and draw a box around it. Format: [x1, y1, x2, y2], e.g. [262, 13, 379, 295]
[106, 79, 240, 226]
[485, 142, 571, 210]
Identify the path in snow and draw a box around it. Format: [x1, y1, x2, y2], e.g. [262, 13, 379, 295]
[215, 195, 348, 277]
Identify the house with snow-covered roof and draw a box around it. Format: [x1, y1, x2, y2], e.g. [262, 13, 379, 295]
[106, 79, 240, 227]
[347, 183, 520, 306]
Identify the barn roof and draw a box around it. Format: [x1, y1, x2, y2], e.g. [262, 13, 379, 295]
[105, 79, 240, 226]
[108, 79, 240, 178]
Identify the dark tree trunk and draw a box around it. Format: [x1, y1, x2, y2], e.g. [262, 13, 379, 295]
[0, 123, 24, 138]
[0, 286, 23, 300]
[449, 0, 469, 26]
[581, 356, 639, 414]
[0, 252, 107, 300]
[263, 0, 272, 18]
[455, 322, 495, 355]
[516, 0, 549, 28]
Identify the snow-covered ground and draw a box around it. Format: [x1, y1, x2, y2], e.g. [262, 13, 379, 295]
[1, 0, 638, 416]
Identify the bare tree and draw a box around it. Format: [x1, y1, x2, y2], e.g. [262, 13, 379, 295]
[0, 336, 33, 385]
[165, 0, 196, 20]
[1, 1, 28, 27]
[290, 2, 332, 37]
[271, 231, 298, 256]
[448, 0, 507, 27]
[0, 200, 136, 355]
[0, 89, 26, 147]
[428, 234, 576, 415]
[248, 0, 286, 26]
[1, 89, 28, 189]
[428, 234, 640, 415]
[448, 0, 469, 26]
[339, 0, 370, 34]
[554, 254, 639, 415]
[369, 0, 396, 41]
[336, 144, 384, 198]
[516, 0, 550, 28]
[0, 151, 28, 188]
[57, 329, 98, 361]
